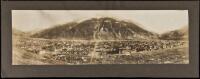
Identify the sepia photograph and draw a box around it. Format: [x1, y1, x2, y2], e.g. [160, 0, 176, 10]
[12, 10, 189, 65]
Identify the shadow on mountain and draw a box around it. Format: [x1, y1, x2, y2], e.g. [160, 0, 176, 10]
[31, 17, 159, 40]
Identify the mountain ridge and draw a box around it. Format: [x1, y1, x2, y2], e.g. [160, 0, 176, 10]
[159, 26, 188, 40]
[31, 17, 159, 40]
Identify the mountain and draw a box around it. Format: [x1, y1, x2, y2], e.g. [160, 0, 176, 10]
[159, 26, 188, 40]
[12, 28, 26, 36]
[31, 17, 159, 40]
[12, 28, 32, 37]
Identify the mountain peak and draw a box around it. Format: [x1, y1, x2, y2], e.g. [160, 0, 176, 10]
[32, 17, 158, 40]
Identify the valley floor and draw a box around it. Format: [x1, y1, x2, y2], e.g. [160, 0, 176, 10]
[12, 37, 189, 65]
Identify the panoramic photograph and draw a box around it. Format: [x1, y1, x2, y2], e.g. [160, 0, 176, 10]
[12, 10, 189, 65]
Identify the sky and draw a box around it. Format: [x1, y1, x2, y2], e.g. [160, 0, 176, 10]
[12, 10, 188, 34]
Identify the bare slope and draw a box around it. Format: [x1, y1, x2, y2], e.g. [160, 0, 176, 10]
[159, 26, 188, 40]
[31, 17, 158, 40]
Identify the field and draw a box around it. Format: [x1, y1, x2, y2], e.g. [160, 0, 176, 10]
[12, 37, 189, 65]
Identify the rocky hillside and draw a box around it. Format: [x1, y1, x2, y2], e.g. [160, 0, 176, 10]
[31, 17, 159, 40]
[159, 26, 188, 40]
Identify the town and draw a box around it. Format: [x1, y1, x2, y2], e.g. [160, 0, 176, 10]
[14, 37, 188, 64]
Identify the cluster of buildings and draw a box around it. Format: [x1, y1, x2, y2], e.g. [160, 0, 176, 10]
[15, 38, 187, 64]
